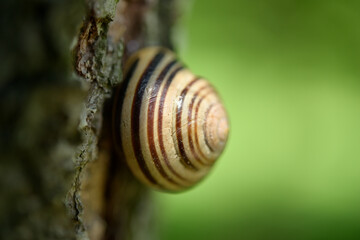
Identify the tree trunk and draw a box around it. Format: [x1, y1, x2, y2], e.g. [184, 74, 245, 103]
[0, 0, 180, 239]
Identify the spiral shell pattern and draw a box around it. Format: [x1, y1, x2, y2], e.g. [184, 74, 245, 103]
[113, 47, 229, 191]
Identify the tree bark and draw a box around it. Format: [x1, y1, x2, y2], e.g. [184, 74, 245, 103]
[0, 0, 180, 239]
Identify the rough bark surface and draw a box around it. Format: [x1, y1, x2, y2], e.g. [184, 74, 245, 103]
[0, 0, 179, 239]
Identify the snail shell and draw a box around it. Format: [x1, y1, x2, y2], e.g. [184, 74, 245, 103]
[113, 47, 229, 192]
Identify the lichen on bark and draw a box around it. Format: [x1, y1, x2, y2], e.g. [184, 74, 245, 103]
[0, 0, 180, 239]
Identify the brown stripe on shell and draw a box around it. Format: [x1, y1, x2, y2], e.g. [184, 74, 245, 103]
[190, 86, 216, 163]
[175, 78, 200, 170]
[203, 103, 217, 152]
[157, 66, 191, 174]
[147, 60, 188, 185]
[187, 84, 210, 165]
[131, 51, 165, 186]
[113, 58, 139, 156]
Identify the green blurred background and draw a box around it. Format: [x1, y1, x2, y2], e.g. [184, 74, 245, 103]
[154, 0, 360, 239]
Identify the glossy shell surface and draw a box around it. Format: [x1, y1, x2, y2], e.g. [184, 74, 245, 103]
[113, 47, 229, 191]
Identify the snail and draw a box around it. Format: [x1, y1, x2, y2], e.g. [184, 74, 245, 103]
[113, 47, 229, 192]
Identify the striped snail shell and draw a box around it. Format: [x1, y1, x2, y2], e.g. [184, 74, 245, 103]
[113, 47, 229, 192]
